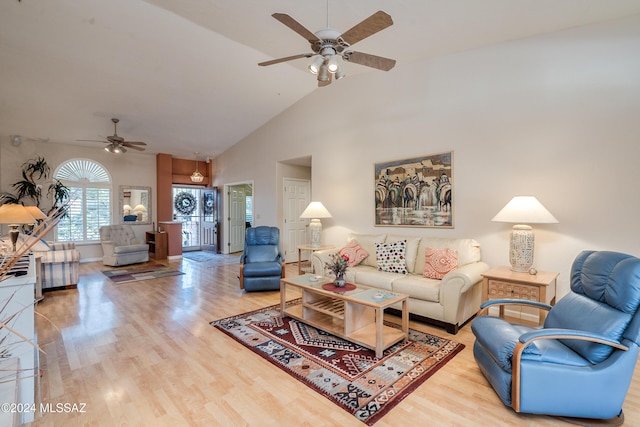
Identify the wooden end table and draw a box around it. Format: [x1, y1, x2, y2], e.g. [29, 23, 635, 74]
[297, 244, 335, 275]
[482, 266, 558, 324]
[281, 275, 409, 358]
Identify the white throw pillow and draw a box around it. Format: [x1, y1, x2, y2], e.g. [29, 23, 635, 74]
[375, 240, 408, 274]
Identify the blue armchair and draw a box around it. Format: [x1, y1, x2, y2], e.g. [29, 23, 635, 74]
[239, 226, 285, 292]
[472, 250, 640, 423]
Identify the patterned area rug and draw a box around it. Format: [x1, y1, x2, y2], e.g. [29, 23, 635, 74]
[211, 302, 464, 425]
[102, 262, 184, 284]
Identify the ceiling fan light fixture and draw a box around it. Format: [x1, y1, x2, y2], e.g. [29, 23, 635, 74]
[308, 56, 324, 74]
[334, 63, 346, 80]
[327, 55, 339, 73]
[317, 62, 330, 82]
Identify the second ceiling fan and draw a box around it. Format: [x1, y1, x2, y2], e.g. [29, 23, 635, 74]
[78, 118, 147, 154]
[259, 9, 396, 87]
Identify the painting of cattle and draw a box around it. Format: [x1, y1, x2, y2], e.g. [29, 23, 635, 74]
[375, 152, 453, 227]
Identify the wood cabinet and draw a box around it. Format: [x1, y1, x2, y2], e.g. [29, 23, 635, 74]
[146, 231, 167, 260]
[482, 266, 558, 324]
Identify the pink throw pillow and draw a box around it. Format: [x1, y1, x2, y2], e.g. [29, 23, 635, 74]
[339, 240, 369, 267]
[423, 248, 458, 279]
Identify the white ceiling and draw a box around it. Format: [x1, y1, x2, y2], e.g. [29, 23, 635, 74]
[2, 0, 640, 160]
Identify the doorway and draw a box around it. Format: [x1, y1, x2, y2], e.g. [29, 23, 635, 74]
[172, 185, 216, 252]
[283, 178, 310, 263]
[224, 182, 253, 254]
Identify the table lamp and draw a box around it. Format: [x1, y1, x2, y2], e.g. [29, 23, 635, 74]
[134, 204, 147, 221]
[300, 201, 332, 248]
[0, 204, 37, 252]
[492, 196, 558, 272]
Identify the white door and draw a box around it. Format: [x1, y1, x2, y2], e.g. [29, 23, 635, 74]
[283, 179, 310, 263]
[228, 185, 246, 253]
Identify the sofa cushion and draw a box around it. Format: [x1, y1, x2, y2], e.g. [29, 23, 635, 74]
[392, 275, 441, 303]
[339, 240, 368, 267]
[375, 240, 407, 274]
[347, 233, 386, 268]
[112, 244, 149, 255]
[415, 238, 481, 275]
[423, 248, 458, 279]
[352, 268, 400, 291]
[387, 235, 421, 273]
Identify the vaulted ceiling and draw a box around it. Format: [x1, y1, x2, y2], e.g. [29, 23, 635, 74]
[2, 0, 639, 159]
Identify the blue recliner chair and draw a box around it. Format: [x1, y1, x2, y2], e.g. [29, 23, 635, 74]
[472, 250, 640, 423]
[239, 226, 285, 292]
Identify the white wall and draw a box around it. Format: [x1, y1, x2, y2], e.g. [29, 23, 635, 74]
[0, 139, 156, 261]
[212, 14, 640, 298]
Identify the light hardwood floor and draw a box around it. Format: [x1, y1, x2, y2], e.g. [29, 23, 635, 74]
[31, 255, 640, 427]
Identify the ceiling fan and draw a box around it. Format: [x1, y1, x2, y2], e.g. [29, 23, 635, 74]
[78, 118, 147, 154]
[258, 9, 396, 87]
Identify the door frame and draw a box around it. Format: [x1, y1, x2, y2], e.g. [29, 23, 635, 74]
[282, 178, 311, 263]
[222, 180, 254, 254]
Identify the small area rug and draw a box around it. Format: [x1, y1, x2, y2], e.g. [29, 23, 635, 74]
[211, 301, 464, 425]
[102, 262, 184, 284]
[183, 251, 221, 262]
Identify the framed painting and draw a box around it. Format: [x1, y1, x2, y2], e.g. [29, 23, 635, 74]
[374, 151, 453, 228]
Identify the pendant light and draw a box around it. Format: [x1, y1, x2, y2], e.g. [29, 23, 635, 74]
[191, 153, 204, 183]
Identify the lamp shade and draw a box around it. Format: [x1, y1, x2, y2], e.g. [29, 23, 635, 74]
[0, 204, 36, 224]
[300, 202, 332, 219]
[491, 196, 558, 224]
[133, 204, 147, 213]
[24, 206, 47, 221]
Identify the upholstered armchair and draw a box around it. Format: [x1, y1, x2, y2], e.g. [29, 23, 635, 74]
[99, 225, 149, 266]
[239, 226, 285, 292]
[472, 250, 640, 423]
[14, 235, 80, 290]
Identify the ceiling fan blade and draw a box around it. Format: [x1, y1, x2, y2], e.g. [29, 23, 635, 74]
[272, 13, 321, 43]
[258, 53, 314, 67]
[123, 141, 147, 146]
[342, 51, 396, 71]
[123, 143, 145, 151]
[339, 11, 393, 46]
[77, 139, 107, 143]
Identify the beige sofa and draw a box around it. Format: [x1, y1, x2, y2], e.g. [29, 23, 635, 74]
[311, 233, 490, 334]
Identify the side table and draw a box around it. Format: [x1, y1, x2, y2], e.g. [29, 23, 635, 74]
[297, 244, 335, 275]
[482, 266, 558, 324]
[146, 231, 168, 260]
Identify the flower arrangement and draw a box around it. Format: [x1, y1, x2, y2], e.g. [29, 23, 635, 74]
[325, 253, 349, 286]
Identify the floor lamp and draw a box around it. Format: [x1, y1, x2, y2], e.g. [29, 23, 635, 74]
[492, 196, 558, 272]
[0, 204, 37, 252]
[300, 201, 332, 248]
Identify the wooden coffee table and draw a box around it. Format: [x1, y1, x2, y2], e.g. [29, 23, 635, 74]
[280, 275, 409, 358]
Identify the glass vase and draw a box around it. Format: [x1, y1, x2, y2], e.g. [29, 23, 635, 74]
[334, 272, 346, 288]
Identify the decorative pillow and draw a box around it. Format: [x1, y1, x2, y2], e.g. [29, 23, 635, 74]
[423, 248, 458, 279]
[375, 240, 407, 274]
[339, 240, 368, 267]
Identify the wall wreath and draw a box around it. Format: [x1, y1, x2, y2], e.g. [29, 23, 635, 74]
[174, 191, 197, 215]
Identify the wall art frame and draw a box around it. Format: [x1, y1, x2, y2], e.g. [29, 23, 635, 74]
[374, 151, 453, 228]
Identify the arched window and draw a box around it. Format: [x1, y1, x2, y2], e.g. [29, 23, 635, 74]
[54, 159, 111, 242]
